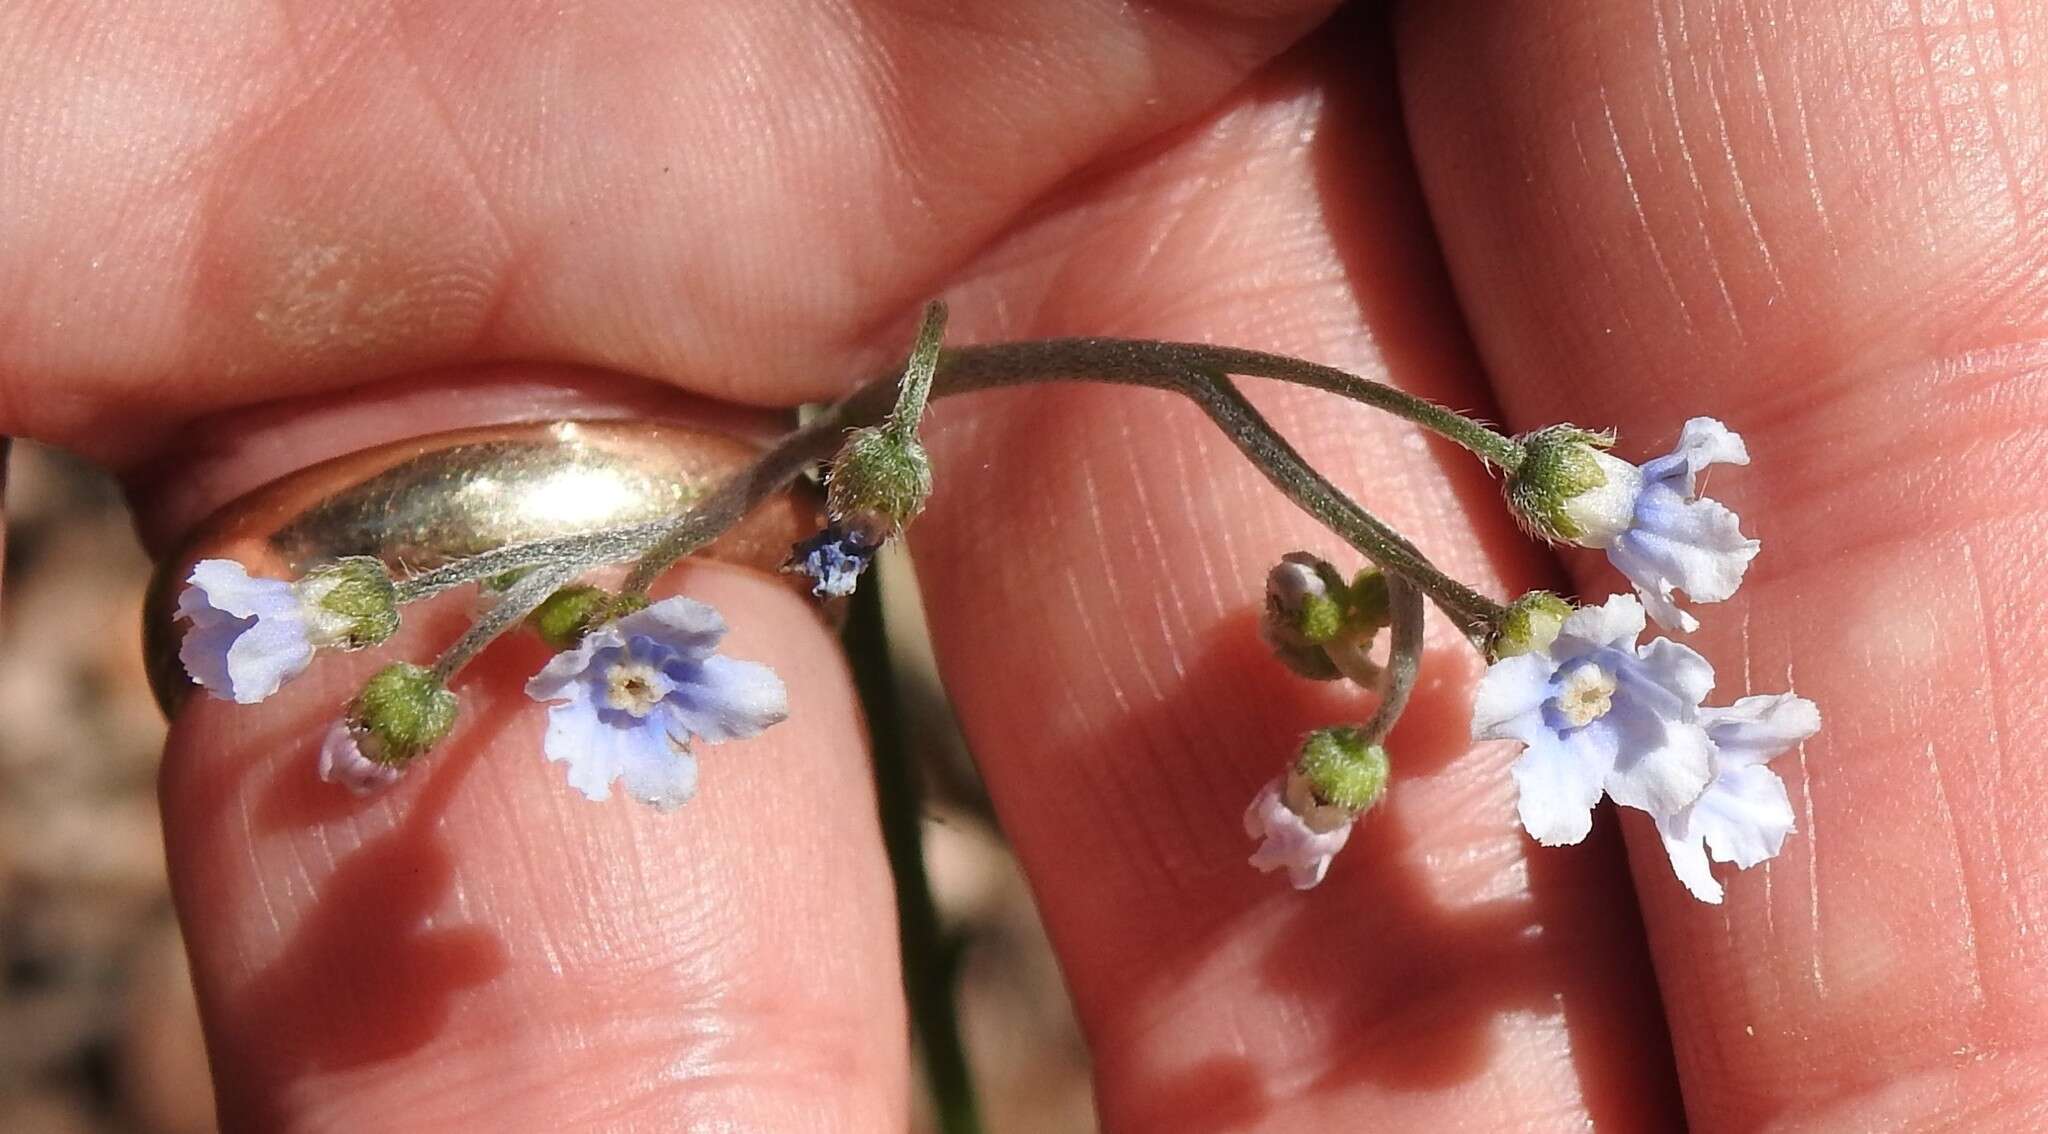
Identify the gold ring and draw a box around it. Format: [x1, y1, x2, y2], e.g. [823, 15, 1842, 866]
[142, 419, 823, 715]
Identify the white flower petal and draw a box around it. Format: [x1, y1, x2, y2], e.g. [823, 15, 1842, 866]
[1605, 541, 1700, 633]
[542, 689, 699, 808]
[661, 656, 790, 743]
[1612, 487, 1760, 620]
[1471, 652, 1555, 742]
[615, 596, 728, 661]
[1641, 417, 1750, 492]
[316, 722, 400, 797]
[1695, 763, 1796, 868]
[1655, 810, 1724, 903]
[176, 560, 315, 703]
[1599, 706, 1713, 818]
[1609, 419, 1759, 631]
[1702, 694, 1821, 768]
[1510, 732, 1608, 846]
[1555, 593, 1647, 657]
[1244, 777, 1352, 889]
[525, 621, 624, 702]
[1629, 636, 1717, 710]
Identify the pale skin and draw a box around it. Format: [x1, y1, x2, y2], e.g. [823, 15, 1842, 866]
[5, 1, 2045, 1129]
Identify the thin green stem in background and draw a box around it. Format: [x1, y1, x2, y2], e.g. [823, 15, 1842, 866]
[844, 569, 983, 1134]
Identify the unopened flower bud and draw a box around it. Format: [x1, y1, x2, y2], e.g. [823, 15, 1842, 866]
[347, 662, 458, 767]
[1489, 591, 1575, 661]
[1293, 726, 1391, 815]
[1262, 555, 1390, 683]
[1505, 426, 1639, 546]
[826, 426, 933, 539]
[296, 556, 400, 650]
[527, 585, 646, 650]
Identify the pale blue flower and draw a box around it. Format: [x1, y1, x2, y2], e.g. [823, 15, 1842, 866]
[1244, 772, 1353, 889]
[176, 559, 319, 704]
[1570, 418, 1760, 633]
[786, 525, 876, 598]
[1473, 594, 1716, 846]
[525, 596, 788, 810]
[1656, 694, 1819, 903]
[317, 721, 400, 797]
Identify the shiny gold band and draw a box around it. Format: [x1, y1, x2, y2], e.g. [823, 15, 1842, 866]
[143, 420, 822, 714]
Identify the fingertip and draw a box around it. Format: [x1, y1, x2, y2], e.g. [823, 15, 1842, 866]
[161, 565, 906, 1130]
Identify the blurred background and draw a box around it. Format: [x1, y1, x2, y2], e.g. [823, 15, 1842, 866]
[0, 439, 1094, 1133]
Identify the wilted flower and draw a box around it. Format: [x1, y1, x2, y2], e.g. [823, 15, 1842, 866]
[785, 525, 878, 599]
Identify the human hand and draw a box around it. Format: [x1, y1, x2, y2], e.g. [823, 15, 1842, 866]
[3, 2, 2039, 1129]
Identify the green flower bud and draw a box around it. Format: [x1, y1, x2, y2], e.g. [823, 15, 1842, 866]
[1347, 569, 1391, 635]
[348, 663, 458, 766]
[527, 585, 647, 650]
[825, 426, 933, 538]
[1262, 555, 1394, 683]
[1489, 591, 1574, 661]
[296, 556, 398, 650]
[1262, 553, 1348, 680]
[1294, 726, 1391, 815]
[1505, 426, 1638, 546]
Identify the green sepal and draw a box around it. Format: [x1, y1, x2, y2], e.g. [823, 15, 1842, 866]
[527, 585, 647, 650]
[826, 426, 933, 536]
[1295, 726, 1391, 814]
[1505, 426, 1615, 542]
[350, 662, 458, 767]
[1489, 591, 1574, 661]
[1346, 569, 1391, 635]
[299, 556, 399, 649]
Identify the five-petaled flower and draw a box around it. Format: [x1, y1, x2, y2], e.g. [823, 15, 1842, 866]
[1656, 693, 1819, 903]
[177, 559, 325, 704]
[1244, 772, 1355, 889]
[525, 596, 788, 810]
[1473, 593, 1716, 847]
[1566, 418, 1760, 633]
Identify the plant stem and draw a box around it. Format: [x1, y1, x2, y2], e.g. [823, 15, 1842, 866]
[886, 300, 948, 443]
[1174, 374, 1502, 642]
[844, 563, 983, 1134]
[400, 335, 1510, 647]
[429, 560, 583, 683]
[1361, 576, 1425, 744]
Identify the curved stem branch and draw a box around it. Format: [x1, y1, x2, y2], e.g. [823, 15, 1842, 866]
[1361, 575, 1425, 744]
[429, 560, 584, 683]
[394, 336, 1509, 652]
[1174, 374, 1501, 642]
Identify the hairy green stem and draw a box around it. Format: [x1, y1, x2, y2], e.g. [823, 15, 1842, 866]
[1175, 374, 1501, 641]
[1361, 576, 1425, 744]
[392, 335, 1510, 646]
[886, 300, 948, 444]
[393, 522, 670, 604]
[429, 560, 585, 682]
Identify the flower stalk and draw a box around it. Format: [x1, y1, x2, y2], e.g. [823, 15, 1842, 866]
[171, 301, 1813, 906]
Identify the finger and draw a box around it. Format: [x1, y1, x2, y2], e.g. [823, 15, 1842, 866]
[0, 0, 1332, 460]
[914, 24, 1682, 1129]
[1398, 1, 2048, 1126]
[153, 386, 905, 1130]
